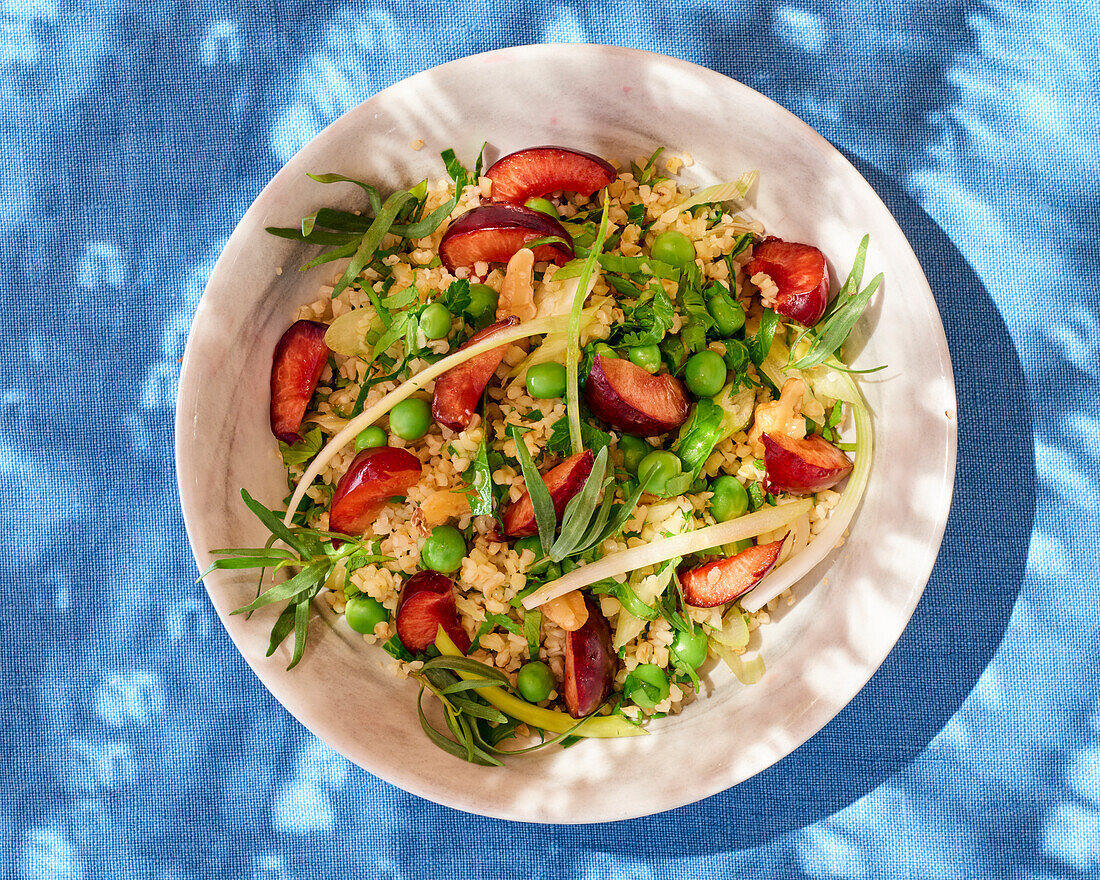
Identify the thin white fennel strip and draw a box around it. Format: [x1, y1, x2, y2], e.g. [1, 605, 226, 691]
[521, 500, 812, 610]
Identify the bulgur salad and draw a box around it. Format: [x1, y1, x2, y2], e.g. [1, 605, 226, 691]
[203, 144, 881, 763]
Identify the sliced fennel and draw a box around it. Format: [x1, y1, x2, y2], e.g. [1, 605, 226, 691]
[521, 500, 812, 610]
[739, 359, 873, 613]
[708, 607, 749, 649]
[613, 559, 679, 651]
[506, 297, 608, 382]
[324, 307, 383, 357]
[282, 314, 568, 526]
[565, 197, 610, 454]
[434, 629, 643, 738]
[711, 642, 766, 684]
[659, 170, 758, 224]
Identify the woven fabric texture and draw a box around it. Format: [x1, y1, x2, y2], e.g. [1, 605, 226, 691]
[1, 3, 1096, 878]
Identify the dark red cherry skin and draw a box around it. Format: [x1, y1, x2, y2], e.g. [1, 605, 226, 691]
[439, 204, 574, 271]
[584, 355, 691, 436]
[746, 239, 830, 327]
[328, 447, 422, 536]
[270, 320, 330, 444]
[431, 317, 519, 432]
[485, 146, 616, 204]
[562, 595, 616, 718]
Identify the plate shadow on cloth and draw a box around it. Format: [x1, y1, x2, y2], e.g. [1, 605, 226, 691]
[379, 153, 1035, 858]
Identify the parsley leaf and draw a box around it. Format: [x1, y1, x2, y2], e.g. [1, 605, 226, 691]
[546, 415, 612, 458]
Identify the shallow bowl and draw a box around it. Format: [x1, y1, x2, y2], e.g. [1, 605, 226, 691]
[176, 44, 956, 823]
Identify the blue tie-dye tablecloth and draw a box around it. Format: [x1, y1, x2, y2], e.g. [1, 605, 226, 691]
[4, 3, 1096, 877]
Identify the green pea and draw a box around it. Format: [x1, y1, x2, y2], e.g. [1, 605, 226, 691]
[651, 230, 695, 268]
[618, 434, 652, 475]
[524, 197, 559, 218]
[671, 626, 709, 670]
[624, 663, 670, 709]
[628, 344, 662, 374]
[637, 450, 682, 495]
[353, 425, 387, 451]
[514, 535, 544, 559]
[517, 661, 555, 702]
[707, 293, 746, 336]
[685, 350, 727, 398]
[465, 283, 499, 320]
[721, 339, 750, 372]
[594, 343, 619, 360]
[710, 475, 749, 521]
[344, 595, 389, 634]
[389, 397, 432, 440]
[420, 524, 467, 574]
[525, 362, 567, 399]
[419, 302, 452, 340]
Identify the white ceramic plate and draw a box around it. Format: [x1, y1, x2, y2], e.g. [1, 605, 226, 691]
[176, 45, 956, 823]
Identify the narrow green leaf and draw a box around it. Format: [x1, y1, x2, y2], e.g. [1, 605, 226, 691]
[230, 560, 327, 615]
[523, 610, 542, 661]
[421, 654, 513, 687]
[266, 226, 359, 246]
[306, 172, 383, 214]
[239, 489, 312, 557]
[207, 556, 288, 571]
[747, 308, 779, 368]
[789, 273, 883, 371]
[509, 425, 557, 557]
[330, 189, 415, 299]
[550, 446, 609, 561]
[286, 595, 311, 670]
[265, 601, 297, 657]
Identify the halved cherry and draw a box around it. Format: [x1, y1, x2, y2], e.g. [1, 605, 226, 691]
[562, 595, 616, 718]
[747, 239, 830, 327]
[680, 539, 786, 607]
[503, 450, 595, 537]
[396, 571, 470, 653]
[431, 317, 519, 432]
[485, 146, 616, 205]
[439, 204, 574, 272]
[270, 320, 330, 444]
[763, 432, 853, 494]
[584, 355, 691, 436]
[328, 447, 422, 536]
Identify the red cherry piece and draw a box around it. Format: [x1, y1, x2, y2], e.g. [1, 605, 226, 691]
[503, 450, 595, 537]
[270, 320, 330, 444]
[431, 317, 519, 432]
[396, 571, 470, 653]
[328, 447, 422, 536]
[762, 432, 853, 495]
[562, 595, 616, 718]
[439, 204, 574, 272]
[680, 539, 786, 608]
[747, 239, 830, 327]
[485, 146, 616, 205]
[584, 355, 691, 437]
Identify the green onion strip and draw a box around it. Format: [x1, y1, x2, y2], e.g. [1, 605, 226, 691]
[565, 194, 611, 455]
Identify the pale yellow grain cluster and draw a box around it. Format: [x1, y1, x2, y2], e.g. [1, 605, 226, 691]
[286, 160, 846, 716]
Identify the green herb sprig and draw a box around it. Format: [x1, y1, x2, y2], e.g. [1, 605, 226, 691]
[788, 235, 884, 371]
[199, 490, 386, 669]
[413, 654, 594, 765]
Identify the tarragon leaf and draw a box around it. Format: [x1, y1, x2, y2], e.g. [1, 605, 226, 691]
[510, 425, 557, 556]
